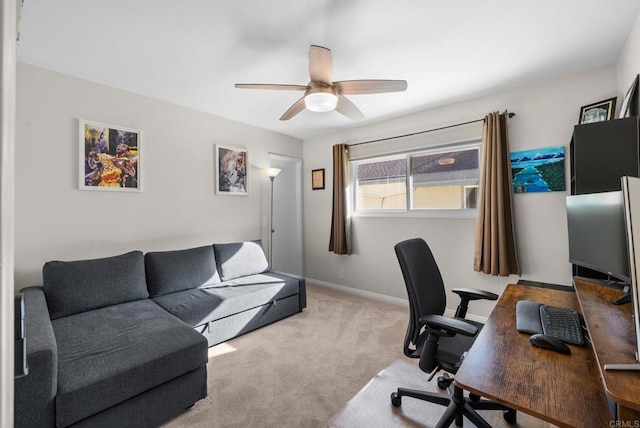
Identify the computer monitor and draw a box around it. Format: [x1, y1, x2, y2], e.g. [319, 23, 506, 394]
[566, 191, 631, 288]
[622, 176, 640, 363]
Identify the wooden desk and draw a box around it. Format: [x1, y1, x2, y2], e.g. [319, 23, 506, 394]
[454, 283, 611, 427]
[573, 278, 640, 422]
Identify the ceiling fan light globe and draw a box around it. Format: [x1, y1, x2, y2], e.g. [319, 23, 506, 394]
[304, 92, 338, 112]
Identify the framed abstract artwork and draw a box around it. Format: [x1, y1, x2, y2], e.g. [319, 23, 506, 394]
[79, 119, 141, 192]
[215, 144, 248, 195]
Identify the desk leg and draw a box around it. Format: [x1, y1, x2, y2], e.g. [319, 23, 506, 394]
[617, 405, 640, 425]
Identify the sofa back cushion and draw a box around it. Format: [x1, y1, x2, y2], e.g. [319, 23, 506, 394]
[43, 251, 148, 320]
[145, 245, 221, 297]
[213, 241, 269, 281]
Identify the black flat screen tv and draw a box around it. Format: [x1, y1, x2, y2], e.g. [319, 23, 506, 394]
[566, 191, 631, 287]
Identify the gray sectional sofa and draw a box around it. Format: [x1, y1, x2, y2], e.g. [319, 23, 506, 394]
[15, 241, 306, 428]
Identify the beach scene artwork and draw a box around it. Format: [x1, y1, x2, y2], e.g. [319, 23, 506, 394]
[510, 146, 565, 193]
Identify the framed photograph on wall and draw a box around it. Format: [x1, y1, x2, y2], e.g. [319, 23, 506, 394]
[312, 168, 325, 190]
[579, 97, 616, 124]
[215, 144, 248, 195]
[79, 119, 141, 191]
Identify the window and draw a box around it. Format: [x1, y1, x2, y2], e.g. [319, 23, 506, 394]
[354, 155, 406, 211]
[351, 142, 480, 216]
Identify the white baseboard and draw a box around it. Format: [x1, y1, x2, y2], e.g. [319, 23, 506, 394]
[306, 278, 488, 324]
[308, 278, 409, 306]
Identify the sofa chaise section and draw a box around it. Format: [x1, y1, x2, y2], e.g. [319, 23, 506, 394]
[15, 251, 208, 428]
[53, 299, 207, 427]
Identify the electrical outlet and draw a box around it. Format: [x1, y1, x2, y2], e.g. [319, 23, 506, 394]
[338, 269, 344, 279]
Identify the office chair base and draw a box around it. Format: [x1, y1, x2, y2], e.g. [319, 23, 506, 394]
[391, 385, 517, 427]
[391, 388, 451, 408]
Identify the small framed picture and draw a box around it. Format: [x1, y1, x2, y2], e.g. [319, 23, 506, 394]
[215, 144, 248, 195]
[579, 97, 616, 124]
[80, 119, 141, 191]
[312, 168, 325, 190]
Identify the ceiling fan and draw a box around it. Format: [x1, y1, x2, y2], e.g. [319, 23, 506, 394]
[235, 45, 408, 121]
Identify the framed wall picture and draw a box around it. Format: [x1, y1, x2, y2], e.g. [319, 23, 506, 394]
[579, 97, 616, 124]
[215, 144, 248, 195]
[510, 146, 565, 193]
[619, 74, 639, 119]
[312, 168, 325, 190]
[80, 119, 141, 191]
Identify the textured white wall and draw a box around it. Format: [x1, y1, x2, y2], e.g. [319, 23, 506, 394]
[14, 63, 302, 289]
[303, 65, 618, 317]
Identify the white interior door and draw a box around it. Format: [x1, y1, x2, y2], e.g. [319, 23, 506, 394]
[269, 154, 302, 276]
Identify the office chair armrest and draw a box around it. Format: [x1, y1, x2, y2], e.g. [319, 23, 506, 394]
[452, 287, 499, 318]
[452, 287, 498, 301]
[419, 314, 478, 337]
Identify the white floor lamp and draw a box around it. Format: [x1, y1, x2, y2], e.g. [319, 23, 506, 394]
[265, 167, 281, 269]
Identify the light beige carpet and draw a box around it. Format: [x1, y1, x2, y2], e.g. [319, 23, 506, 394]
[329, 360, 553, 428]
[163, 284, 408, 427]
[163, 284, 552, 427]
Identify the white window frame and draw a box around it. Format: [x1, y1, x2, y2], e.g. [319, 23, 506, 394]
[350, 140, 481, 218]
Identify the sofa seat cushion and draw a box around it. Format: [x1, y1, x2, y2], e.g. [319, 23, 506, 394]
[52, 299, 207, 427]
[151, 272, 299, 327]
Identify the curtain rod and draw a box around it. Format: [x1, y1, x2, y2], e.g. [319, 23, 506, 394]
[347, 110, 516, 148]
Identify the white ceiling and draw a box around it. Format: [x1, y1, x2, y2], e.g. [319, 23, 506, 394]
[17, 1, 640, 140]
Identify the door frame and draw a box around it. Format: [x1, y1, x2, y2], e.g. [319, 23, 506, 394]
[269, 153, 303, 276]
[1, 0, 17, 425]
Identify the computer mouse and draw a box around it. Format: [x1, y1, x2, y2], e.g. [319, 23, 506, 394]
[529, 333, 571, 355]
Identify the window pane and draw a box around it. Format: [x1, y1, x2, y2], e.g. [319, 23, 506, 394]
[464, 185, 478, 209]
[356, 158, 407, 210]
[410, 148, 479, 209]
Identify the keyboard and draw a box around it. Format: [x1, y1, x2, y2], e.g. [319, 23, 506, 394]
[539, 304, 585, 346]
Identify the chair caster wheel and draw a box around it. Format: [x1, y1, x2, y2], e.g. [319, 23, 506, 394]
[390, 392, 402, 407]
[437, 376, 451, 390]
[503, 409, 517, 424]
[469, 393, 481, 402]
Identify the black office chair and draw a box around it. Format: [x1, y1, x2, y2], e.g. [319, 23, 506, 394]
[391, 238, 516, 428]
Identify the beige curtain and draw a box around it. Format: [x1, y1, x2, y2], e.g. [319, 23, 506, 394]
[329, 144, 350, 255]
[474, 112, 520, 276]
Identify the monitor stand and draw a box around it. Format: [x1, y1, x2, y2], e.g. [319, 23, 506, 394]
[612, 293, 632, 305]
[574, 277, 631, 304]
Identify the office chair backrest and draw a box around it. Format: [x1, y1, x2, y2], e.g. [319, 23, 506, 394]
[395, 238, 447, 354]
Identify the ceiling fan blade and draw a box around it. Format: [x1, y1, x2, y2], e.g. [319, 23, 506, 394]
[279, 97, 306, 121]
[335, 95, 364, 121]
[309, 45, 333, 85]
[334, 79, 408, 95]
[235, 84, 308, 91]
